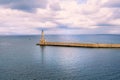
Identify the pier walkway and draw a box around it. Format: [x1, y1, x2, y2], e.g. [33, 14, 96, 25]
[37, 42, 120, 48]
[37, 31, 120, 48]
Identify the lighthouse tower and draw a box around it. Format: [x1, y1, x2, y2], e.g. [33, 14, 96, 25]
[40, 30, 46, 45]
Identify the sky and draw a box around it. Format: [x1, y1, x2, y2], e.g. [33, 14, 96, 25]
[0, 0, 120, 35]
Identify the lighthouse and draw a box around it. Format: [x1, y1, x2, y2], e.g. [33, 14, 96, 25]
[37, 30, 120, 48]
[40, 30, 46, 45]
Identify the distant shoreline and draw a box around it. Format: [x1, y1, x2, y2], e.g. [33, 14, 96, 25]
[0, 34, 120, 36]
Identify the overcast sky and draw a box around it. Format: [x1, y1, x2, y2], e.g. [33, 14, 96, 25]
[0, 0, 120, 35]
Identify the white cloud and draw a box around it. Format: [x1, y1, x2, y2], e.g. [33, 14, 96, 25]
[0, 7, 58, 35]
[0, 0, 120, 35]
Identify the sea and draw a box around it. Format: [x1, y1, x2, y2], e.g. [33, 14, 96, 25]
[0, 34, 120, 80]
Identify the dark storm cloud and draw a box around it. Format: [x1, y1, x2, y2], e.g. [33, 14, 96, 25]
[0, 0, 48, 12]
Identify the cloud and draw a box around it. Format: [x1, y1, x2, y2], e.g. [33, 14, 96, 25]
[0, 0, 48, 12]
[0, 7, 58, 35]
[48, 0, 61, 11]
[0, 0, 120, 35]
[103, 0, 120, 8]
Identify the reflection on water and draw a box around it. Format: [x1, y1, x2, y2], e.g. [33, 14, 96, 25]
[40, 46, 45, 64]
[0, 35, 120, 80]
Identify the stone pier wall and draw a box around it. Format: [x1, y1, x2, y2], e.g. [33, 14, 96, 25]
[37, 42, 120, 48]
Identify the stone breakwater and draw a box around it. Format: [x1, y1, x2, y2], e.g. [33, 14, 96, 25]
[37, 42, 120, 48]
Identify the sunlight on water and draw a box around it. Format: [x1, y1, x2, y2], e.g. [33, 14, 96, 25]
[0, 35, 120, 80]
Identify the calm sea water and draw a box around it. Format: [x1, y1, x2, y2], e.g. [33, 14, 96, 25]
[0, 35, 120, 80]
